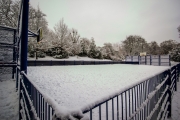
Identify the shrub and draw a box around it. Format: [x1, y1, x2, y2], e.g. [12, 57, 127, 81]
[37, 51, 46, 58]
[53, 52, 68, 59]
[170, 47, 180, 62]
[29, 50, 35, 57]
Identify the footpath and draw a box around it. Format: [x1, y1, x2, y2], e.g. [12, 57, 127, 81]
[167, 78, 180, 120]
[0, 79, 18, 120]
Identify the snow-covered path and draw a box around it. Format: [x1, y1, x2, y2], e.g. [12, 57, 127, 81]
[167, 78, 180, 120]
[0, 80, 18, 120]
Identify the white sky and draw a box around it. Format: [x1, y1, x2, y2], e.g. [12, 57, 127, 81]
[30, 0, 180, 47]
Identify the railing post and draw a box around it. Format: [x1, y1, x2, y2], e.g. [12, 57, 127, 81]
[169, 55, 171, 66]
[175, 66, 177, 91]
[19, 0, 29, 119]
[178, 64, 180, 82]
[159, 55, 161, 66]
[131, 56, 133, 62]
[12, 30, 16, 79]
[18, 76, 22, 120]
[139, 56, 141, 64]
[167, 69, 172, 118]
[145, 55, 147, 65]
[16, 67, 19, 91]
[150, 55, 152, 65]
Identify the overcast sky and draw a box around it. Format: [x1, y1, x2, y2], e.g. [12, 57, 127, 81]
[30, 0, 180, 46]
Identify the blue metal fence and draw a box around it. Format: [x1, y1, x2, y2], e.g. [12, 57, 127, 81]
[27, 60, 139, 66]
[15, 63, 180, 120]
[0, 25, 17, 80]
[82, 63, 180, 120]
[17, 66, 55, 120]
[125, 55, 171, 66]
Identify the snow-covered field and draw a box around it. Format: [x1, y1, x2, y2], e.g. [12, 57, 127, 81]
[28, 56, 112, 61]
[27, 64, 170, 118]
[0, 79, 18, 120]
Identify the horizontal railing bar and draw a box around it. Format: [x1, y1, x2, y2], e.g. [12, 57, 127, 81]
[20, 99, 26, 119]
[171, 69, 175, 74]
[0, 64, 17, 67]
[21, 90, 31, 120]
[83, 73, 169, 114]
[128, 82, 169, 119]
[0, 25, 16, 30]
[157, 94, 169, 120]
[161, 102, 170, 120]
[21, 79, 40, 120]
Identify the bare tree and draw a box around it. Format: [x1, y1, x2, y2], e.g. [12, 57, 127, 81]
[0, 0, 19, 27]
[53, 19, 70, 58]
[68, 28, 81, 55]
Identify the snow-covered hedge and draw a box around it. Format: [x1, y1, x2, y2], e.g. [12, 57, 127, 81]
[170, 47, 180, 62]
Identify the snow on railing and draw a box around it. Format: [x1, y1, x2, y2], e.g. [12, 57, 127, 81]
[21, 90, 31, 120]
[16, 63, 180, 120]
[128, 74, 169, 120]
[82, 64, 180, 120]
[157, 94, 169, 120]
[21, 76, 40, 120]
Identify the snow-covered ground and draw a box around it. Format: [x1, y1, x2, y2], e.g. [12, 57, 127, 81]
[167, 78, 180, 120]
[27, 64, 170, 118]
[0, 79, 18, 120]
[0, 63, 179, 120]
[28, 56, 112, 61]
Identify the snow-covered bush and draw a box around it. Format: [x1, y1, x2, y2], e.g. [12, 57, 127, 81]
[54, 54, 69, 59]
[29, 50, 35, 57]
[79, 38, 90, 57]
[170, 46, 180, 62]
[37, 51, 46, 58]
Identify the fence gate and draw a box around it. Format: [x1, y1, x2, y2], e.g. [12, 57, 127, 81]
[0, 26, 17, 80]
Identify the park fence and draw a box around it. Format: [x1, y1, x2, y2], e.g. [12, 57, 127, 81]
[16, 62, 180, 120]
[125, 55, 171, 66]
[0, 25, 17, 80]
[27, 60, 139, 66]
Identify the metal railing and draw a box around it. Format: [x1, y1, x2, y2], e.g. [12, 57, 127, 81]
[0, 25, 17, 80]
[17, 67, 55, 120]
[125, 55, 171, 66]
[16, 63, 180, 120]
[82, 63, 180, 120]
[27, 60, 139, 66]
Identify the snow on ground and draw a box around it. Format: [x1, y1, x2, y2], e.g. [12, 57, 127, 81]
[166, 78, 180, 120]
[0, 79, 18, 120]
[27, 64, 170, 118]
[28, 56, 112, 61]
